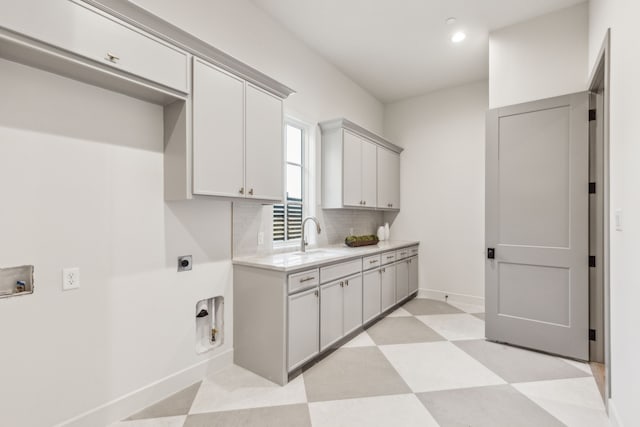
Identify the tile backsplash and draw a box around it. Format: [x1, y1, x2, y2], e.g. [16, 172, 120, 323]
[232, 202, 384, 257]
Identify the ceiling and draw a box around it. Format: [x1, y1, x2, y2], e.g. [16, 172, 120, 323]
[250, 0, 585, 103]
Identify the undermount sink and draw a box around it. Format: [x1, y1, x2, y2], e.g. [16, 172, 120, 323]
[291, 249, 330, 256]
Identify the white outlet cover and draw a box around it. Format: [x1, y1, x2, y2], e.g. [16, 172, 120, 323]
[62, 267, 80, 291]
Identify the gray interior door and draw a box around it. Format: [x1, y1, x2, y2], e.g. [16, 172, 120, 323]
[485, 92, 589, 361]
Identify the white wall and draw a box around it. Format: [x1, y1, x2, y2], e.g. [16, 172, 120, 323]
[0, 0, 383, 425]
[489, 2, 589, 108]
[384, 81, 488, 304]
[589, 1, 640, 425]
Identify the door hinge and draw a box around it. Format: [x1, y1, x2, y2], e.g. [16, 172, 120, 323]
[589, 109, 597, 121]
[589, 256, 596, 268]
[589, 329, 597, 341]
[589, 182, 596, 194]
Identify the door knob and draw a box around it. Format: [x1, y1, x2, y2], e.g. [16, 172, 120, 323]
[487, 248, 495, 259]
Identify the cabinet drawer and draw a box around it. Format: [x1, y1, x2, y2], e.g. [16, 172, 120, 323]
[362, 254, 382, 271]
[409, 246, 419, 256]
[320, 259, 361, 284]
[381, 251, 396, 265]
[396, 248, 411, 260]
[288, 268, 319, 294]
[67, 2, 188, 92]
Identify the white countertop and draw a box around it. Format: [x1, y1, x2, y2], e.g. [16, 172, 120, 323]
[232, 240, 419, 272]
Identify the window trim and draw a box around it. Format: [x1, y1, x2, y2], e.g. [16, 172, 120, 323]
[273, 117, 310, 247]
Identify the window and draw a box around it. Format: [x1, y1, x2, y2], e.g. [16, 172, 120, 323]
[273, 122, 305, 242]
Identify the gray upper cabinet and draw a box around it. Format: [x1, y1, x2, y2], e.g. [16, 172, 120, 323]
[3, 1, 188, 94]
[0, 0, 294, 202]
[64, 1, 189, 93]
[342, 131, 377, 207]
[321, 118, 402, 210]
[342, 131, 364, 207]
[193, 59, 245, 197]
[245, 84, 284, 201]
[186, 58, 284, 202]
[377, 147, 400, 210]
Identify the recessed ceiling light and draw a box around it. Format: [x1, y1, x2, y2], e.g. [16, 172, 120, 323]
[446, 17, 457, 25]
[451, 31, 466, 43]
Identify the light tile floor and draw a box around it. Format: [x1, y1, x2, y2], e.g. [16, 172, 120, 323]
[113, 298, 610, 427]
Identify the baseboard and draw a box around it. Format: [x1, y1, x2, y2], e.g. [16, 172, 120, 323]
[56, 348, 234, 427]
[417, 288, 485, 308]
[608, 398, 623, 427]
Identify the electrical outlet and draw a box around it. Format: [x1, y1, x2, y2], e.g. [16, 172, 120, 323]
[178, 255, 192, 272]
[62, 267, 80, 291]
[258, 232, 264, 245]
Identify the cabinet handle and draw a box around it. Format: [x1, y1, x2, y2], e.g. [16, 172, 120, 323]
[340, 281, 344, 288]
[363, 200, 366, 205]
[248, 188, 254, 196]
[382, 268, 386, 273]
[314, 290, 318, 297]
[345, 280, 349, 286]
[369, 259, 378, 264]
[299, 276, 315, 283]
[239, 187, 244, 195]
[105, 52, 120, 63]
[386, 255, 394, 259]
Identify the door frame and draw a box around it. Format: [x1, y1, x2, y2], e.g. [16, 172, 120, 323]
[587, 29, 611, 404]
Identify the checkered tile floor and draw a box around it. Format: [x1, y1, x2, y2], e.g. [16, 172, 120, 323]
[112, 299, 609, 427]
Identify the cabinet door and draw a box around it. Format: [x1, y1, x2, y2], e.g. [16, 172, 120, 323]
[396, 260, 410, 302]
[377, 148, 400, 209]
[342, 131, 363, 207]
[381, 265, 396, 312]
[71, 2, 188, 92]
[389, 151, 400, 209]
[245, 84, 283, 201]
[320, 280, 344, 350]
[288, 288, 319, 371]
[192, 59, 245, 197]
[361, 140, 377, 207]
[409, 256, 419, 294]
[363, 269, 382, 323]
[343, 275, 363, 335]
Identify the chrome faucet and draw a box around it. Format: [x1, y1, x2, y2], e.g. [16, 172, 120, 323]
[300, 216, 322, 252]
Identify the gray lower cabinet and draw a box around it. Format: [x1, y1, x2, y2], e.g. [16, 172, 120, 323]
[363, 269, 382, 323]
[320, 274, 363, 351]
[381, 265, 396, 311]
[409, 256, 419, 294]
[320, 280, 344, 350]
[288, 287, 319, 371]
[343, 275, 363, 334]
[233, 244, 418, 385]
[396, 259, 410, 302]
